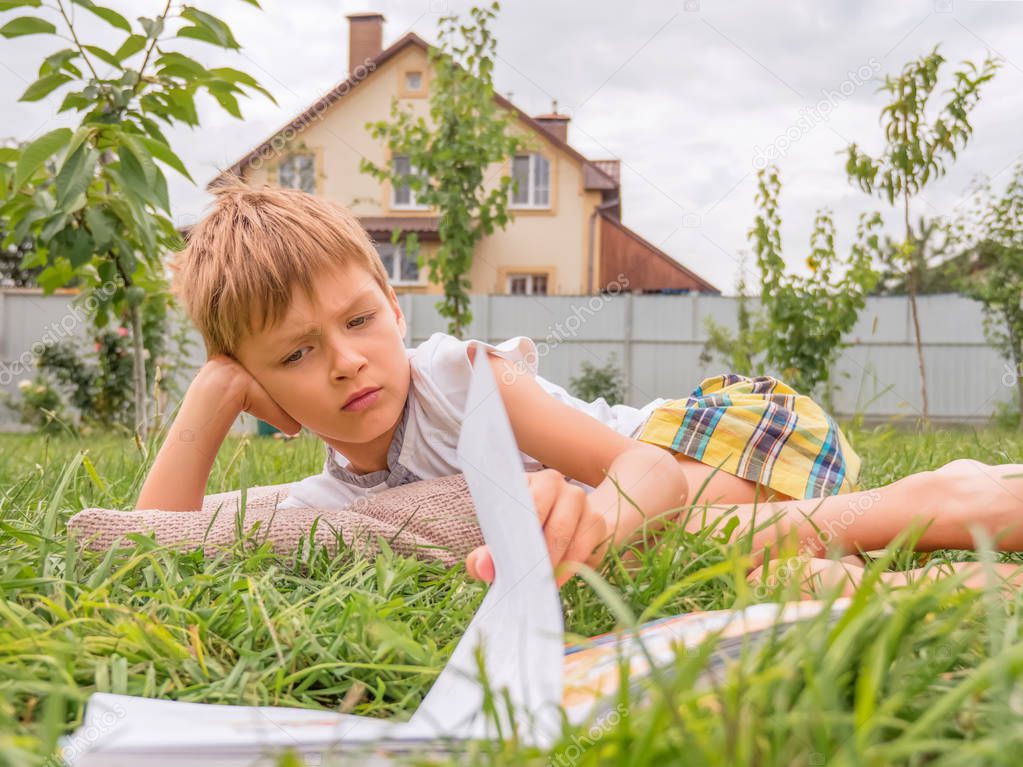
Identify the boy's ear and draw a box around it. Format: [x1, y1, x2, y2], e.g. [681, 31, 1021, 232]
[386, 285, 407, 338]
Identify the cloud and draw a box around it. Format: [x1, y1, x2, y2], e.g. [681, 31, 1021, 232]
[2, 0, 1021, 293]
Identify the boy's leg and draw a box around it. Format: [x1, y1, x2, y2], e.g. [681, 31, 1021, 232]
[748, 556, 1023, 600]
[668, 456, 1023, 567]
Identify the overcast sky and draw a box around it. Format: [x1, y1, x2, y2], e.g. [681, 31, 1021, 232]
[2, 0, 1021, 294]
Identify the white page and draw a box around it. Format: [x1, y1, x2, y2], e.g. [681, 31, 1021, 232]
[62, 345, 565, 764]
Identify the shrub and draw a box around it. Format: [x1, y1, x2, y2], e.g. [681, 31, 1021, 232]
[570, 353, 626, 406]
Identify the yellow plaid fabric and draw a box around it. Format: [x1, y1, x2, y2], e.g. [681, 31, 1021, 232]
[635, 374, 861, 500]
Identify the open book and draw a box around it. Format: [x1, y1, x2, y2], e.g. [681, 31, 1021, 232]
[61, 347, 849, 766]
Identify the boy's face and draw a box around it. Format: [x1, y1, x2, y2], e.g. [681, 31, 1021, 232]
[234, 261, 411, 462]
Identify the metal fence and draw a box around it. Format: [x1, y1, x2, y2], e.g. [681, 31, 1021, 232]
[0, 288, 1012, 432]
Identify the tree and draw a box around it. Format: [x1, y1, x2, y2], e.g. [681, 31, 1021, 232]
[844, 45, 1000, 423]
[871, 215, 961, 296]
[0, 0, 273, 440]
[747, 166, 882, 405]
[948, 161, 1023, 428]
[360, 1, 522, 338]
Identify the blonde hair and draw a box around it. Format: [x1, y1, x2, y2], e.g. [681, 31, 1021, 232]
[169, 177, 392, 357]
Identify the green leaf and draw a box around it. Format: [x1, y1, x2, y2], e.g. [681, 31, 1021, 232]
[85, 207, 114, 250]
[38, 258, 74, 291]
[165, 87, 198, 125]
[0, 147, 18, 163]
[53, 226, 95, 267]
[155, 51, 208, 80]
[55, 142, 97, 210]
[0, 16, 55, 37]
[137, 15, 164, 40]
[207, 84, 241, 118]
[136, 114, 169, 146]
[83, 44, 122, 69]
[70, 0, 130, 32]
[133, 134, 193, 183]
[151, 164, 170, 213]
[13, 127, 71, 190]
[40, 47, 80, 77]
[58, 90, 90, 113]
[61, 125, 93, 172]
[113, 33, 146, 61]
[207, 66, 275, 103]
[177, 6, 239, 49]
[0, 0, 43, 10]
[20, 72, 71, 102]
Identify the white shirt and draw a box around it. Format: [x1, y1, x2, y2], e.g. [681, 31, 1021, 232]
[274, 332, 669, 510]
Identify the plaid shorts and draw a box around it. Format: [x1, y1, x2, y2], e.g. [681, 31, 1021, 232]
[635, 374, 861, 500]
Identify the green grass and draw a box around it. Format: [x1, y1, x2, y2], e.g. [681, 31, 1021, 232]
[3, 425, 1023, 766]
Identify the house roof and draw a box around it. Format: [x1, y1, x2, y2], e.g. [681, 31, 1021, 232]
[208, 32, 619, 192]
[599, 211, 720, 294]
[360, 216, 439, 240]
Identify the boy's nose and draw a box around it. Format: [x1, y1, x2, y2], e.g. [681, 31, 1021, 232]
[328, 345, 368, 379]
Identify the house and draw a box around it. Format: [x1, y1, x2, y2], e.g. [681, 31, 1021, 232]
[208, 13, 719, 297]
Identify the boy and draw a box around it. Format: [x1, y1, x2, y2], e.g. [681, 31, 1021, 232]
[139, 181, 1023, 593]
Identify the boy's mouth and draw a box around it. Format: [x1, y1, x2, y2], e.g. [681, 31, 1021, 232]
[342, 387, 382, 411]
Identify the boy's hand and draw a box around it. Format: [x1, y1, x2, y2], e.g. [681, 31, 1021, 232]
[201, 355, 301, 437]
[464, 469, 611, 588]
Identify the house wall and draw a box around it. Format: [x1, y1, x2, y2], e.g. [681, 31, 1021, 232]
[240, 44, 604, 296]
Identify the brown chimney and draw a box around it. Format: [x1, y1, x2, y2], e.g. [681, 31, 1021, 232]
[346, 12, 385, 75]
[534, 100, 570, 143]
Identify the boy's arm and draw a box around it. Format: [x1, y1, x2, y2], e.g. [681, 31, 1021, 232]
[470, 347, 688, 550]
[135, 359, 300, 511]
[135, 364, 246, 511]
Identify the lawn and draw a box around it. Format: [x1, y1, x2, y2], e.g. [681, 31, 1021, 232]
[3, 424, 1023, 766]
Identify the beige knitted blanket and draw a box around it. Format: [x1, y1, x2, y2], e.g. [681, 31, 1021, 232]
[66, 474, 486, 568]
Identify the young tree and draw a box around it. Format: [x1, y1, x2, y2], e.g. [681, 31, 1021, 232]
[747, 166, 882, 405]
[844, 45, 1000, 423]
[360, 1, 522, 338]
[0, 0, 273, 440]
[948, 161, 1023, 428]
[871, 215, 959, 296]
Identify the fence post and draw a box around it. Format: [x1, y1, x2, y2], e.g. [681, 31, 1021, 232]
[0, 289, 5, 360]
[623, 291, 634, 404]
[483, 293, 491, 344]
[402, 292, 414, 346]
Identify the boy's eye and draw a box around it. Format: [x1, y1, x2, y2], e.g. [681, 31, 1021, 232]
[280, 314, 376, 367]
[282, 348, 306, 366]
[347, 314, 374, 329]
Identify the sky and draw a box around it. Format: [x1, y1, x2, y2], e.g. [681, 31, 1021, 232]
[2, 0, 1021, 294]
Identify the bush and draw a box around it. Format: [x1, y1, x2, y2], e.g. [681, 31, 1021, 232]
[3, 300, 194, 436]
[1, 376, 71, 434]
[570, 353, 626, 406]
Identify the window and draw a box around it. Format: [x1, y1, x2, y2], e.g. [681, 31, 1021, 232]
[511, 153, 550, 208]
[277, 153, 316, 193]
[507, 273, 548, 295]
[391, 154, 429, 209]
[405, 71, 422, 90]
[377, 241, 421, 285]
